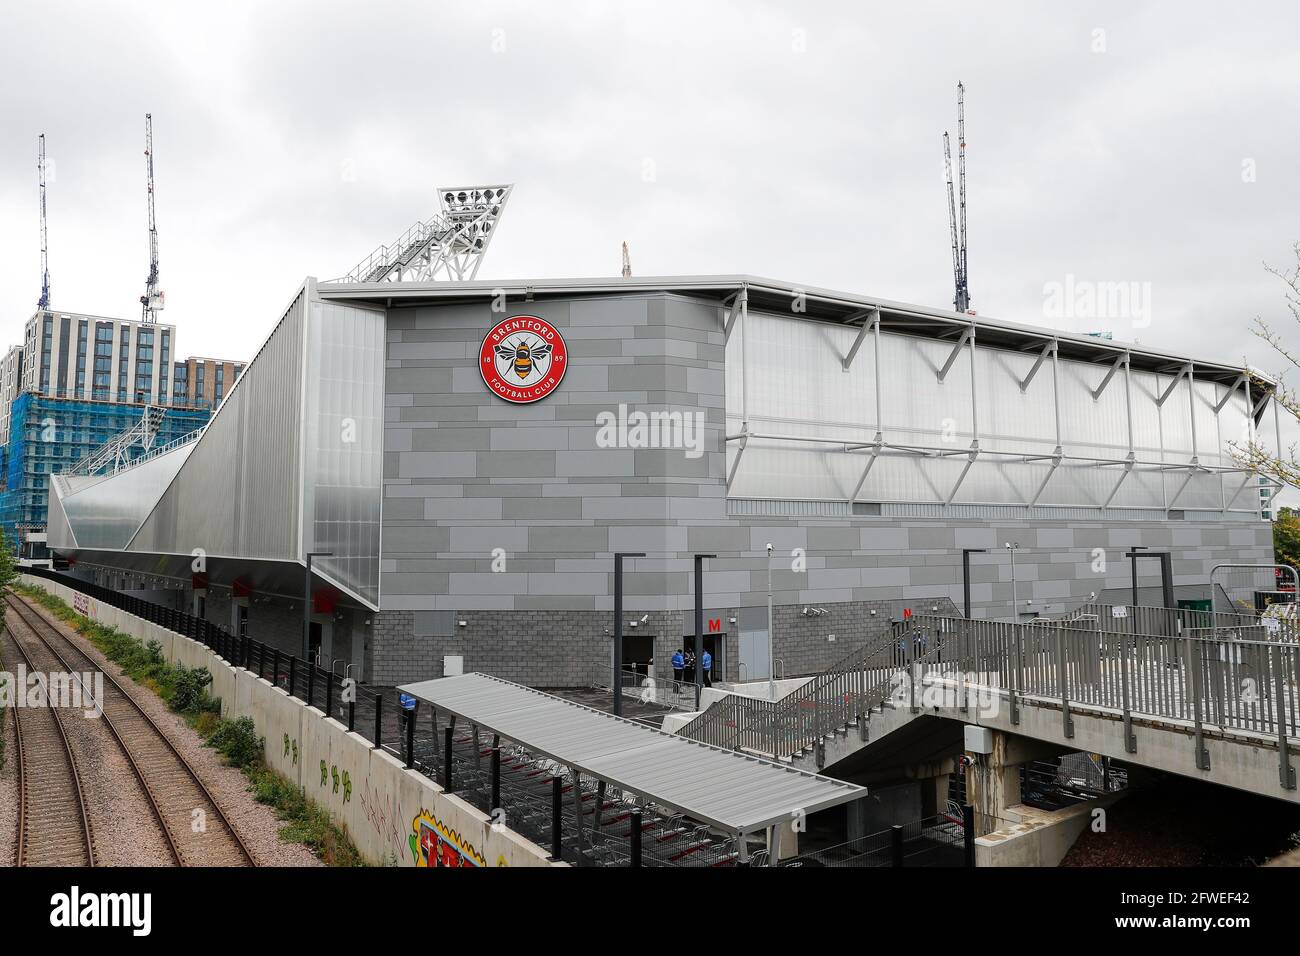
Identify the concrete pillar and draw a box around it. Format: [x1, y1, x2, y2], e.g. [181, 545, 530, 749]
[965, 729, 1064, 836]
[769, 818, 800, 861]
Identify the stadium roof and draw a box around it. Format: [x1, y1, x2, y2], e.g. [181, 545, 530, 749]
[318, 273, 1274, 391]
[397, 672, 867, 837]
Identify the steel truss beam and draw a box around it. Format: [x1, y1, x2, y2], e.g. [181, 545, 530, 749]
[1214, 373, 1248, 413]
[1091, 353, 1129, 401]
[1253, 387, 1273, 419]
[936, 326, 974, 382]
[841, 309, 880, 371]
[1155, 363, 1191, 407]
[1019, 341, 1056, 393]
[723, 287, 748, 341]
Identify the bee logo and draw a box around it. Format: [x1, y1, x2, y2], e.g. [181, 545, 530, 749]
[495, 337, 553, 381]
[479, 316, 568, 404]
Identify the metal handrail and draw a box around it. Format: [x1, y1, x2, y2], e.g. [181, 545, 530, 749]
[678, 621, 915, 757]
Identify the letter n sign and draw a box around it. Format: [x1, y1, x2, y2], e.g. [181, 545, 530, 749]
[708, 618, 722, 633]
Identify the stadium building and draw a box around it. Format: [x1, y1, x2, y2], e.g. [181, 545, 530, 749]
[44, 268, 1280, 687]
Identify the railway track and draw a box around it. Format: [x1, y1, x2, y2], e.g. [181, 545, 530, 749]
[4, 594, 256, 867]
[2, 624, 96, 866]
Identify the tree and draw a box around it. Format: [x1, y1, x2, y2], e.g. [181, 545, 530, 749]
[1232, 242, 1300, 489]
[1273, 507, 1300, 571]
[0, 531, 14, 628]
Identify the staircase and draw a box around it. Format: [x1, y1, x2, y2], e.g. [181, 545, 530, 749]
[678, 620, 945, 761]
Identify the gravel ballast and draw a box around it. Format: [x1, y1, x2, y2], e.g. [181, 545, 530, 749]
[19, 596, 324, 868]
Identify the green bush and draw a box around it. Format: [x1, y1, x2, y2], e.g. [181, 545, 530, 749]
[208, 715, 263, 769]
[169, 666, 214, 715]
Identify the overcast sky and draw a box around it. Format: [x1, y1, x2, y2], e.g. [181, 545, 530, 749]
[2, 1, 1298, 491]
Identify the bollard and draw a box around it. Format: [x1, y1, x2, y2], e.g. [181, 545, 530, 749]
[373, 694, 383, 750]
[550, 777, 563, 861]
[630, 809, 643, 867]
[405, 708, 415, 769]
[891, 825, 904, 867]
[443, 727, 454, 791]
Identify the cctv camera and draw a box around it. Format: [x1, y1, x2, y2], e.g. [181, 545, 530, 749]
[639, 614, 649, 624]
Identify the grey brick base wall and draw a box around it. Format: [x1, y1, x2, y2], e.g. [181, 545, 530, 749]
[365, 595, 961, 688]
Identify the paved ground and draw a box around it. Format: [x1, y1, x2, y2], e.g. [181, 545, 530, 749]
[540, 686, 678, 727]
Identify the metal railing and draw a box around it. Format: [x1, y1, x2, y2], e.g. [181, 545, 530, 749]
[780, 806, 973, 868]
[19, 566, 390, 749]
[588, 661, 699, 711]
[677, 620, 918, 758]
[679, 609, 1299, 790]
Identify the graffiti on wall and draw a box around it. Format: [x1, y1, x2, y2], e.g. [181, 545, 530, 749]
[362, 780, 408, 861]
[318, 760, 352, 803]
[282, 733, 299, 765]
[409, 810, 489, 868]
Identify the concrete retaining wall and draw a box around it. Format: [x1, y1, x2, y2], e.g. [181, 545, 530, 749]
[18, 574, 562, 868]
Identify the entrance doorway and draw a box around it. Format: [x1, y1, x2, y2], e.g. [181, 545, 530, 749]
[620, 633, 654, 681]
[682, 633, 723, 684]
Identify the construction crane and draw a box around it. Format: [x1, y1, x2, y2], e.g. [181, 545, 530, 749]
[621, 241, 632, 278]
[942, 82, 971, 313]
[37, 134, 50, 311]
[140, 113, 164, 324]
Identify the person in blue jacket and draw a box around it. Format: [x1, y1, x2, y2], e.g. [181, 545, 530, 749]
[671, 648, 685, 684]
[700, 649, 713, 687]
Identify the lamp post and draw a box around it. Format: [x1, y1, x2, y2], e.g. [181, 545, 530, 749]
[303, 552, 333, 663]
[766, 543, 775, 702]
[612, 552, 644, 718]
[1124, 546, 1147, 609]
[962, 548, 986, 619]
[1005, 542, 1019, 622]
[694, 554, 717, 710]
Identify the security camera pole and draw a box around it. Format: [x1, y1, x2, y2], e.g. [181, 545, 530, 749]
[303, 552, 333, 663]
[694, 553, 717, 710]
[766, 543, 775, 702]
[612, 552, 644, 717]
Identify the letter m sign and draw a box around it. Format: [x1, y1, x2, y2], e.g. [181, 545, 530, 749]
[708, 618, 722, 632]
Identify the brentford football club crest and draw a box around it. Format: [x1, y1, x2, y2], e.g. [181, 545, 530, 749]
[479, 315, 568, 403]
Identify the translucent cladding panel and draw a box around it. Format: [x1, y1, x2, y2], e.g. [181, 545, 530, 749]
[1197, 379, 1240, 468]
[302, 301, 384, 607]
[877, 334, 975, 446]
[1155, 371, 1196, 459]
[1125, 369, 1166, 458]
[1056, 358, 1129, 460]
[973, 346, 1057, 451]
[131, 290, 306, 558]
[726, 310, 875, 431]
[1174, 470, 1228, 511]
[45, 475, 76, 550]
[56, 444, 194, 551]
[724, 311, 1255, 508]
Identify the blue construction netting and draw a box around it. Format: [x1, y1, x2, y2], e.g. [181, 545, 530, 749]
[0, 392, 211, 546]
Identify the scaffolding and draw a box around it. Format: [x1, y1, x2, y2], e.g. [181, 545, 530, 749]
[0, 392, 210, 547]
